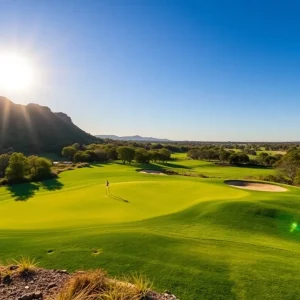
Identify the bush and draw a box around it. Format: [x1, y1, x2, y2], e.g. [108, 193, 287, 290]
[5, 153, 29, 183]
[0, 177, 8, 185]
[76, 163, 90, 168]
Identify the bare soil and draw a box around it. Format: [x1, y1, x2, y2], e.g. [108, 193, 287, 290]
[0, 266, 178, 300]
[225, 180, 287, 192]
[139, 170, 167, 176]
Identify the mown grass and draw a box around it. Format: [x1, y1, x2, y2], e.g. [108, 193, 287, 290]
[1, 158, 300, 299]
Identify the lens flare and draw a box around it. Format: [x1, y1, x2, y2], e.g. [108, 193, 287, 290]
[290, 222, 298, 233]
[0, 53, 35, 90]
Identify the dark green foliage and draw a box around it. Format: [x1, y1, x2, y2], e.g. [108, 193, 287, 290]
[5, 153, 29, 182]
[135, 148, 150, 163]
[94, 149, 109, 161]
[158, 148, 171, 162]
[117, 146, 135, 164]
[277, 149, 300, 184]
[61, 146, 77, 160]
[228, 152, 250, 165]
[0, 97, 98, 153]
[74, 151, 90, 162]
[0, 154, 10, 178]
[28, 156, 53, 180]
[219, 150, 231, 163]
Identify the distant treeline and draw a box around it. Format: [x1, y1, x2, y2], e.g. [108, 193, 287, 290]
[187, 146, 283, 167]
[61, 143, 172, 164]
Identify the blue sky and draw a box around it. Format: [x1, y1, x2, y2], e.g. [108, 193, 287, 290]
[0, 0, 300, 141]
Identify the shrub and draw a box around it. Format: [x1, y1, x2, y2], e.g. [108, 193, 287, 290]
[5, 153, 29, 183]
[76, 163, 90, 168]
[13, 256, 38, 275]
[0, 177, 8, 185]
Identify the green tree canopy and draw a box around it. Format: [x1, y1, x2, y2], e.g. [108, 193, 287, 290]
[0, 154, 10, 178]
[74, 151, 90, 162]
[277, 150, 300, 183]
[62, 146, 77, 160]
[28, 156, 52, 180]
[117, 146, 135, 164]
[5, 153, 29, 182]
[135, 148, 150, 163]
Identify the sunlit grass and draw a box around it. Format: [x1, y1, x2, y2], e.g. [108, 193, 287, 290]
[0, 160, 300, 299]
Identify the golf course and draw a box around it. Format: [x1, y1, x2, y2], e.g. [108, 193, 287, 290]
[1, 156, 300, 299]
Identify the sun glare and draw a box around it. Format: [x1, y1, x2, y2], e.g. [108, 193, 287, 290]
[0, 53, 35, 91]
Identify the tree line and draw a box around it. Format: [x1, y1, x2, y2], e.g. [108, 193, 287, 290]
[187, 145, 283, 167]
[61, 143, 172, 164]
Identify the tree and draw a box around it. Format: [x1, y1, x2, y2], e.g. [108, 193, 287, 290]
[5, 153, 29, 182]
[72, 143, 81, 151]
[277, 150, 300, 183]
[94, 148, 109, 161]
[135, 148, 150, 163]
[187, 149, 199, 160]
[104, 145, 118, 160]
[219, 151, 230, 163]
[257, 152, 269, 166]
[62, 146, 77, 160]
[0, 154, 10, 178]
[74, 151, 90, 162]
[148, 150, 160, 162]
[238, 153, 250, 164]
[117, 146, 135, 164]
[228, 153, 239, 165]
[28, 156, 52, 180]
[158, 148, 171, 162]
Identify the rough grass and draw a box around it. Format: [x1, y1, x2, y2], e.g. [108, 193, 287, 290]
[12, 256, 38, 275]
[1, 158, 300, 299]
[55, 269, 141, 300]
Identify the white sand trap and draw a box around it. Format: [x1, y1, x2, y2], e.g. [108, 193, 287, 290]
[139, 170, 167, 175]
[225, 180, 287, 192]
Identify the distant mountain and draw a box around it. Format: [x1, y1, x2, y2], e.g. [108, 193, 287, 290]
[0, 97, 98, 153]
[96, 134, 171, 142]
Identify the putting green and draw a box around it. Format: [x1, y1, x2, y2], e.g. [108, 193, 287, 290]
[1, 162, 300, 300]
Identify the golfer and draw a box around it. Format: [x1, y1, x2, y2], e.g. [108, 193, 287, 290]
[106, 180, 110, 195]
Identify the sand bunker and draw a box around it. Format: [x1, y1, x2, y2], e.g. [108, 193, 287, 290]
[139, 170, 167, 176]
[225, 180, 287, 192]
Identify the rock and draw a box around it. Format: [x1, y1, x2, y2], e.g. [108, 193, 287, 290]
[3, 274, 12, 284]
[47, 282, 56, 289]
[25, 286, 29, 289]
[18, 291, 42, 300]
[57, 269, 68, 274]
[9, 265, 18, 271]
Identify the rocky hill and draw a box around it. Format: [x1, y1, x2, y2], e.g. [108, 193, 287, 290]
[0, 97, 98, 153]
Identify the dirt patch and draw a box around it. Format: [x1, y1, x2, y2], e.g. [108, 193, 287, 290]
[0, 266, 70, 300]
[0, 266, 178, 300]
[139, 170, 167, 176]
[225, 180, 287, 192]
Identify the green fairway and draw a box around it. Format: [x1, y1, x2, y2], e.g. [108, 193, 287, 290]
[1, 160, 300, 299]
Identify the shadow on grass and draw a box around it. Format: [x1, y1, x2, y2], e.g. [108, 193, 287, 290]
[7, 183, 40, 201]
[108, 192, 129, 203]
[159, 162, 191, 169]
[7, 178, 64, 201]
[40, 178, 64, 191]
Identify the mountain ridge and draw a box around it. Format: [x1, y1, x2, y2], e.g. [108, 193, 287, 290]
[0, 97, 98, 153]
[95, 134, 171, 142]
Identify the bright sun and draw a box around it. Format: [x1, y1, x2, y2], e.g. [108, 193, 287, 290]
[0, 53, 35, 91]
